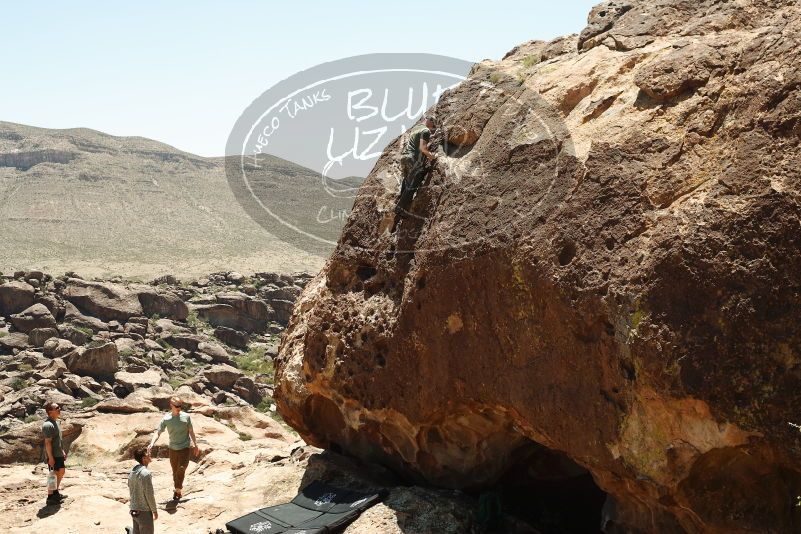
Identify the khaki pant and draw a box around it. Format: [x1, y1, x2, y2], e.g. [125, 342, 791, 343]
[168, 447, 191, 490]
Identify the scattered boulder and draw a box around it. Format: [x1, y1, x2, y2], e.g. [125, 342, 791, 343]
[163, 333, 203, 352]
[0, 332, 31, 352]
[34, 293, 65, 321]
[197, 342, 231, 364]
[137, 288, 189, 321]
[10, 304, 57, 333]
[232, 376, 261, 405]
[213, 326, 249, 349]
[43, 337, 77, 359]
[0, 281, 35, 316]
[64, 342, 119, 377]
[61, 278, 143, 322]
[28, 327, 58, 348]
[203, 364, 244, 390]
[63, 301, 108, 332]
[0, 419, 83, 463]
[95, 396, 157, 414]
[114, 368, 162, 393]
[36, 358, 69, 380]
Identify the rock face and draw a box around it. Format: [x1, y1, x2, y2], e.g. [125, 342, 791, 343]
[276, 1, 801, 532]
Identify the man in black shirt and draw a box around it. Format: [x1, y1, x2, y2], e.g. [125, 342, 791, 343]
[42, 401, 66, 505]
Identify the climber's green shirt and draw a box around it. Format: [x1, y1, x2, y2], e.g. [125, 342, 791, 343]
[401, 124, 431, 159]
[158, 412, 193, 450]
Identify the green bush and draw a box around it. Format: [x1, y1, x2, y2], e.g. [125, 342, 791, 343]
[489, 72, 503, 84]
[522, 54, 541, 68]
[11, 377, 29, 391]
[81, 397, 100, 408]
[233, 346, 274, 379]
[238, 432, 252, 441]
[186, 310, 201, 328]
[168, 376, 187, 389]
[75, 326, 94, 337]
[18, 363, 33, 372]
[24, 414, 39, 423]
[0, 331, 7, 338]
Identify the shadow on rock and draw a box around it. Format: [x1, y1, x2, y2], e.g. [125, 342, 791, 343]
[36, 501, 61, 518]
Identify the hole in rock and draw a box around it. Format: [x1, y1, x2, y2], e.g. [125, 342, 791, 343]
[356, 265, 377, 282]
[557, 241, 577, 266]
[479, 441, 607, 533]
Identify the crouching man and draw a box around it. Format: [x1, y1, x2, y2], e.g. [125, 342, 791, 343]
[128, 447, 158, 534]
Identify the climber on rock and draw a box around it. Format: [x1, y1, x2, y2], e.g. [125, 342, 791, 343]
[394, 115, 438, 219]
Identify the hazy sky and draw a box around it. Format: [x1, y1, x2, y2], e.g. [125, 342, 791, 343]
[2, 1, 598, 156]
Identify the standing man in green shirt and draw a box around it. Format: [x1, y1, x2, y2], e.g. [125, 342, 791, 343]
[394, 116, 438, 217]
[146, 396, 199, 503]
[42, 401, 67, 505]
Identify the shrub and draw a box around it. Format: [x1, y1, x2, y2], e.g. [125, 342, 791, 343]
[18, 363, 33, 372]
[75, 326, 94, 337]
[0, 331, 7, 338]
[489, 72, 503, 84]
[81, 397, 100, 408]
[168, 376, 186, 389]
[233, 346, 274, 379]
[11, 377, 29, 391]
[186, 310, 201, 328]
[238, 432, 252, 441]
[24, 414, 39, 423]
[522, 54, 541, 68]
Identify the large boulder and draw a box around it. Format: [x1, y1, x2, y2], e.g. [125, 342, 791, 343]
[43, 338, 77, 359]
[203, 364, 244, 390]
[136, 287, 189, 321]
[0, 332, 30, 352]
[64, 342, 119, 377]
[28, 327, 58, 348]
[114, 368, 162, 393]
[61, 278, 142, 322]
[0, 419, 83, 463]
[10, 304, 57, 333]
[63, 301, 109, 332]
[0, 281, 35, 316]
[191, 293, 275, 332]
[275, 2, 801, 533]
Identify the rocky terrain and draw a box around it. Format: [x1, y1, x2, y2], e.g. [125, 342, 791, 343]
[0, 122, 328, 279]
[0, 269, 511, 533]
[276, 0, 801, 533]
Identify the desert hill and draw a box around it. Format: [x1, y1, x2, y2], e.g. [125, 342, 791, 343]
[0, 121, 360, 279]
